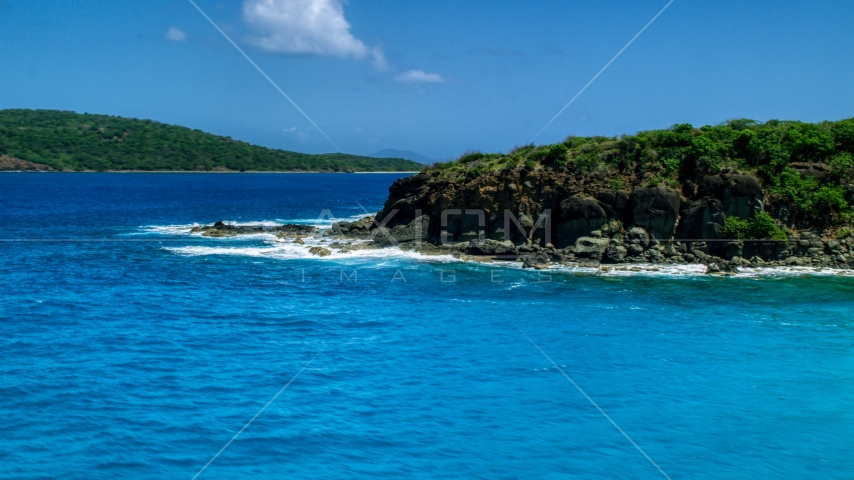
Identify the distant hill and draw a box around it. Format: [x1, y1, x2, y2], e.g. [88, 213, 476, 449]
[371, 149, 442, 165]
[0, 109, 422, 172]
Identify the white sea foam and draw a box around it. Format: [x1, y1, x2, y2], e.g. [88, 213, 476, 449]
[139, 214, 373, 236]
[735, 266, 854, 278]
[587, 263, 853, 278]
[142, 221, 853, 276]
[137, 223, 202, 236]
[164, 236, 459, 263]
[593, 264, 708, 277]
[277, 213, 373, 227]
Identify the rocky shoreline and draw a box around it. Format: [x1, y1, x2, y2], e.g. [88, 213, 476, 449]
[187, 215, 853, 276]
[346, 165, 853, 275]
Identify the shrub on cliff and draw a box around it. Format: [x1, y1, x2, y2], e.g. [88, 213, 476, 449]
[529, 144, 568, 167]
[723, 212, 787, 241]
[772, 169, 851, 216]
[602, 219, 624, 238]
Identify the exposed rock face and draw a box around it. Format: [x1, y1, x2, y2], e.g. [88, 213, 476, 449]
[372, 215, 430, 247]
[464, 239, 516, 256]
[700, 174, 763, 219]
[627, 227, 650, 249]
[333, 216, 374, 238]
[0, 155, 55, 171]
[555, 196, 608, 247]
[677, 197, 727, 241]
[790, 163, 831, 183]
[626, 188, 681, 240]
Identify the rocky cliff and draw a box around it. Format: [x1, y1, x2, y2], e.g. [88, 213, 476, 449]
[360, 120, 854, 271]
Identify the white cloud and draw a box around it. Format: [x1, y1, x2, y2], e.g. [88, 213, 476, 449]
[394, 70, 445, 84]
[243, 0, 387, 70]
[165, 27, 187, 42]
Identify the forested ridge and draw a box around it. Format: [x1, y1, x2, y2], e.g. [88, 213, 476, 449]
[0, 109, 421, 172]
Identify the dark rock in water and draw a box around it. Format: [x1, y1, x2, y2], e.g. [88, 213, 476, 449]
[333, 216, 374, 237]
[465, 239, 516, 256]
[627, 188, 681, 240]
[372, 216, 430, 247]
[190, 222, 317, 238]
[308, 246, 331, 257]
[706, 258, 739, 275]
[521, 252, 550, 269]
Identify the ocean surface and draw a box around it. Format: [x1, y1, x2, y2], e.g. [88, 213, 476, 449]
[1, 172, 853, 479]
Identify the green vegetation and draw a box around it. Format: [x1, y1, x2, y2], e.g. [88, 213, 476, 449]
[0, 109, 422, 172]
[608, 177, 625, 193]
[838, 229, 853, 240]
[723, 211, 788, 241]
[601, 219, 624, 238]
[425, 117, 854, 224]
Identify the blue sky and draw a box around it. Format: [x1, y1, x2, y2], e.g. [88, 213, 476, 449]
[2, 1, 853, 158]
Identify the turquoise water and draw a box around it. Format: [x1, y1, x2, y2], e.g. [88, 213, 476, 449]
[1, 173, 853, 479]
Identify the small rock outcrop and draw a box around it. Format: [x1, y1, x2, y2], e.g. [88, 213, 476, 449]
[190, 223, 317, 238]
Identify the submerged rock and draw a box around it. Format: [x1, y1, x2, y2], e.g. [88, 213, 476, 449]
[521, 252, 550, 269]
[308, 246, 331, 257]
[705, 258, 739, 275]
